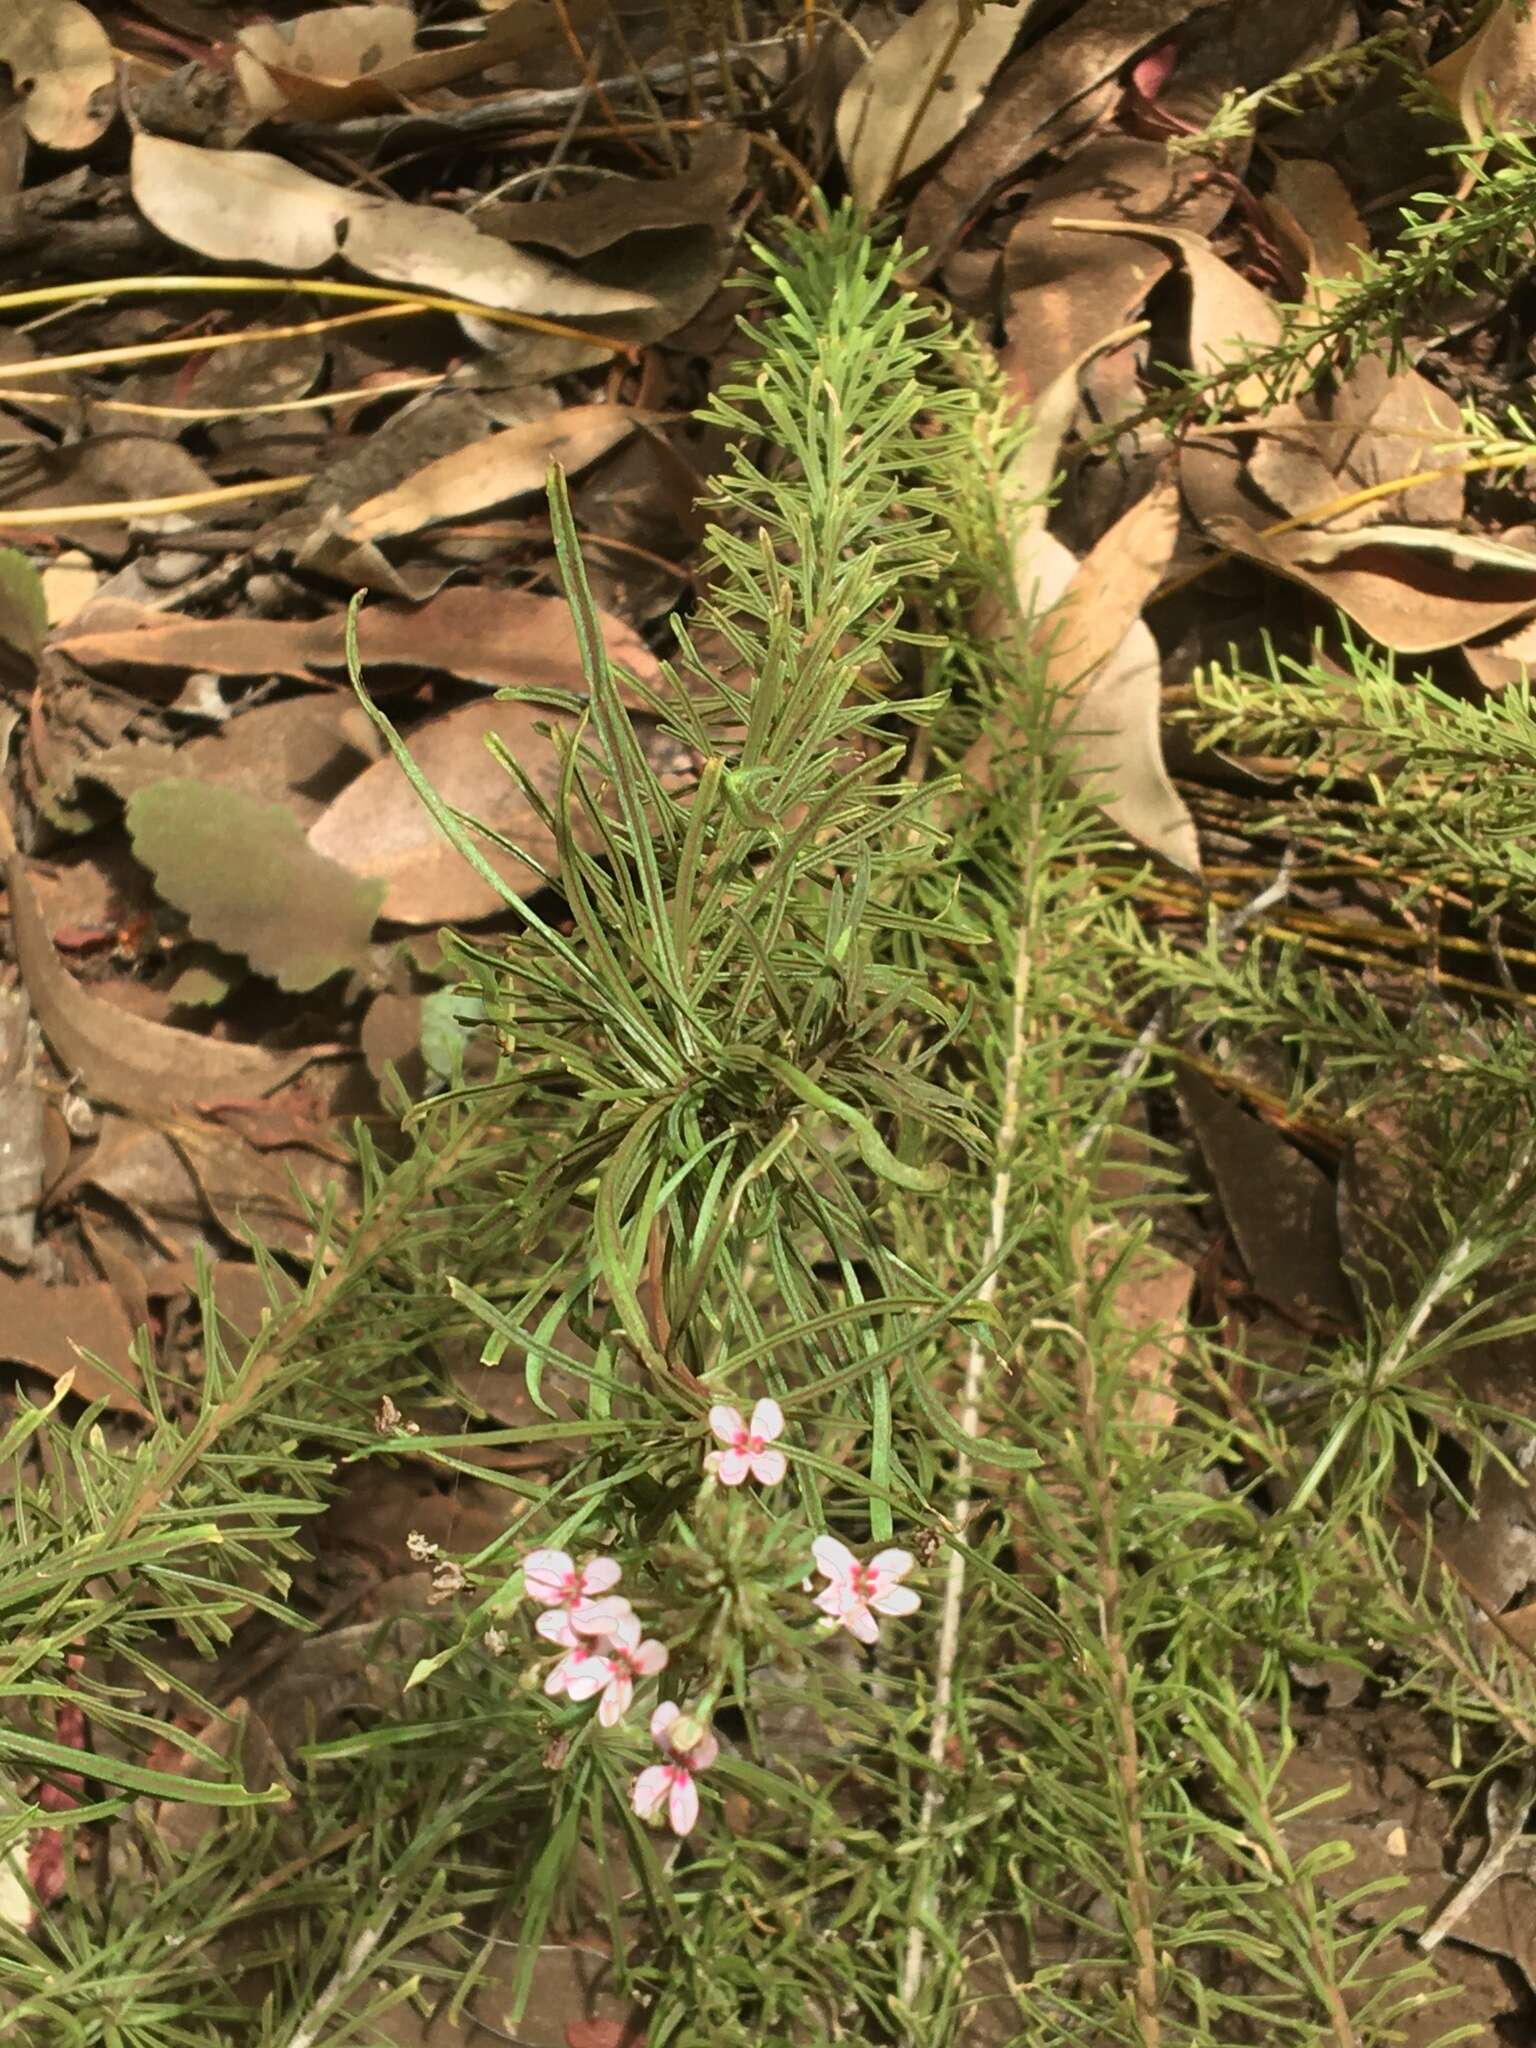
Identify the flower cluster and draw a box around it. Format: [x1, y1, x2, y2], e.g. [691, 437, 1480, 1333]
[525, 1551, 668, 1729]
[501, 1403, 922, 1840]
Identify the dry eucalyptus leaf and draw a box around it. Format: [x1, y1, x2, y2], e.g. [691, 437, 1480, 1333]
[837, 0, 1033, 211]
[904, 0, 1224, 273]
[306, 697, 583, 924]
[999, 135, 1229, 403]
[0, 437, 216, 553]
[340, 404, 637, 542]
[2, 836, 314, 1117]
[0, 0, 115, 151]
[1429, 0, 1536, 146]
[1261, 157, 1368, 314]
[1047, 482, 1199, 874]
[1464, 613, 1536, 692]
[55, 586, 665, 701]
[234, 4, 419, 121]
[970, 480, 1198, 873]
[1179, 1067, 1356, 1324]
[1184, 443, 1536, 651]
[0, 1274, 145, 1414]
[479, 129, 750, 257]
[1250, 359, 1464, 532]
[130, 135, 655, 320]
[125, 781, 386, 991]
[999, 322, 1148, 529]
[1050, 217, 1283, 409]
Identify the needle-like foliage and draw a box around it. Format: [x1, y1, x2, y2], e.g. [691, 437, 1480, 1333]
[5, 206, 1534, 2048]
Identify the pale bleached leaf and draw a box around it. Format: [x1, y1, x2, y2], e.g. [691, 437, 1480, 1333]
[838, 0, 1033, 212]
[130, 135, 654, 320]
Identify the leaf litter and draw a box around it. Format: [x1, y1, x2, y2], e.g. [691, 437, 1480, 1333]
[11, 0, 1536, 2040]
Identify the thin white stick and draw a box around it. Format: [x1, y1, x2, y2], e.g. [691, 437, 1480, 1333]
[900, 914, 1035, 2019]
[280, 1923, 386, 2048]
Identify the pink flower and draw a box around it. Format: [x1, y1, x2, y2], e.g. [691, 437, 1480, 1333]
[522, 1549, 624, 1648]
[705, 1398, 786, 1487]
[631, 1701, 719, 1836]
[548, 1610, 667, 1727]
[812, 1536, 920, 1646]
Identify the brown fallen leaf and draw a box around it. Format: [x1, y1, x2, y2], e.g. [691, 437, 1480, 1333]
[0, 0, 115, 151]
[1183, 443, 1536, 653]
[1246, 356, 1464, 534]
[234, 4, 419, 121]
[998, 135, 1230, 404]
[904, 0, 1224, 275]
[478, 130, 750, 258]
[1430, 0, 1536, 147]
[130, 136, 655, 321]
[972, 478, 1200, 874]
[1463, 613, 1536, 693]
[0, 437, 217, 557]
[1, 814, 315, 1118]
[54, 586, 666, 702]
[1049, 218, 1283, 410]
[124, 780, 386, 992]
[340, 405, 638, 543]
[0, 1273, 145, 1414]
[1261, 157, 1369, 321]
[363, 0, 609, 94]
[55, 1110, 346, 1260]
[1179, 1066, 1356, 1325]
[837, 0, 1033, 211]
[306, 697, 585, 925]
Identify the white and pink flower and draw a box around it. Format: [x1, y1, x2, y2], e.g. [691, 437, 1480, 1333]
[705, 1398, 786, 1487]
[812, 1536, 920, 1645]
[546, 1610, 667, 1727]
[522, 1548, 625, 1648]
[631, 1700, 719, 1836]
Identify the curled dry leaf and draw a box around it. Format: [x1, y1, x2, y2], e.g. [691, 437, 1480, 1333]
[54, 586, 665, 703]
[234, 4, 419, 121]
[837, 0, 1033, 212]
[130, 135, 655, 321]
[340, 405, 638, 543]
[971, 478, 1199, 874]
[0, 0, 115, 151]
[1184, 443, 1536, 653]
[999, 135, 1230, 403]
[904, 0, 1225, 274]
[306, 697, 584, 925]
[998, 322, 1150, 532]
[124, 781, 387, 992]
[1049, 218, 1283, 410]
[1246, 357, 1464, 533]
[1, 827, 314, 1118]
